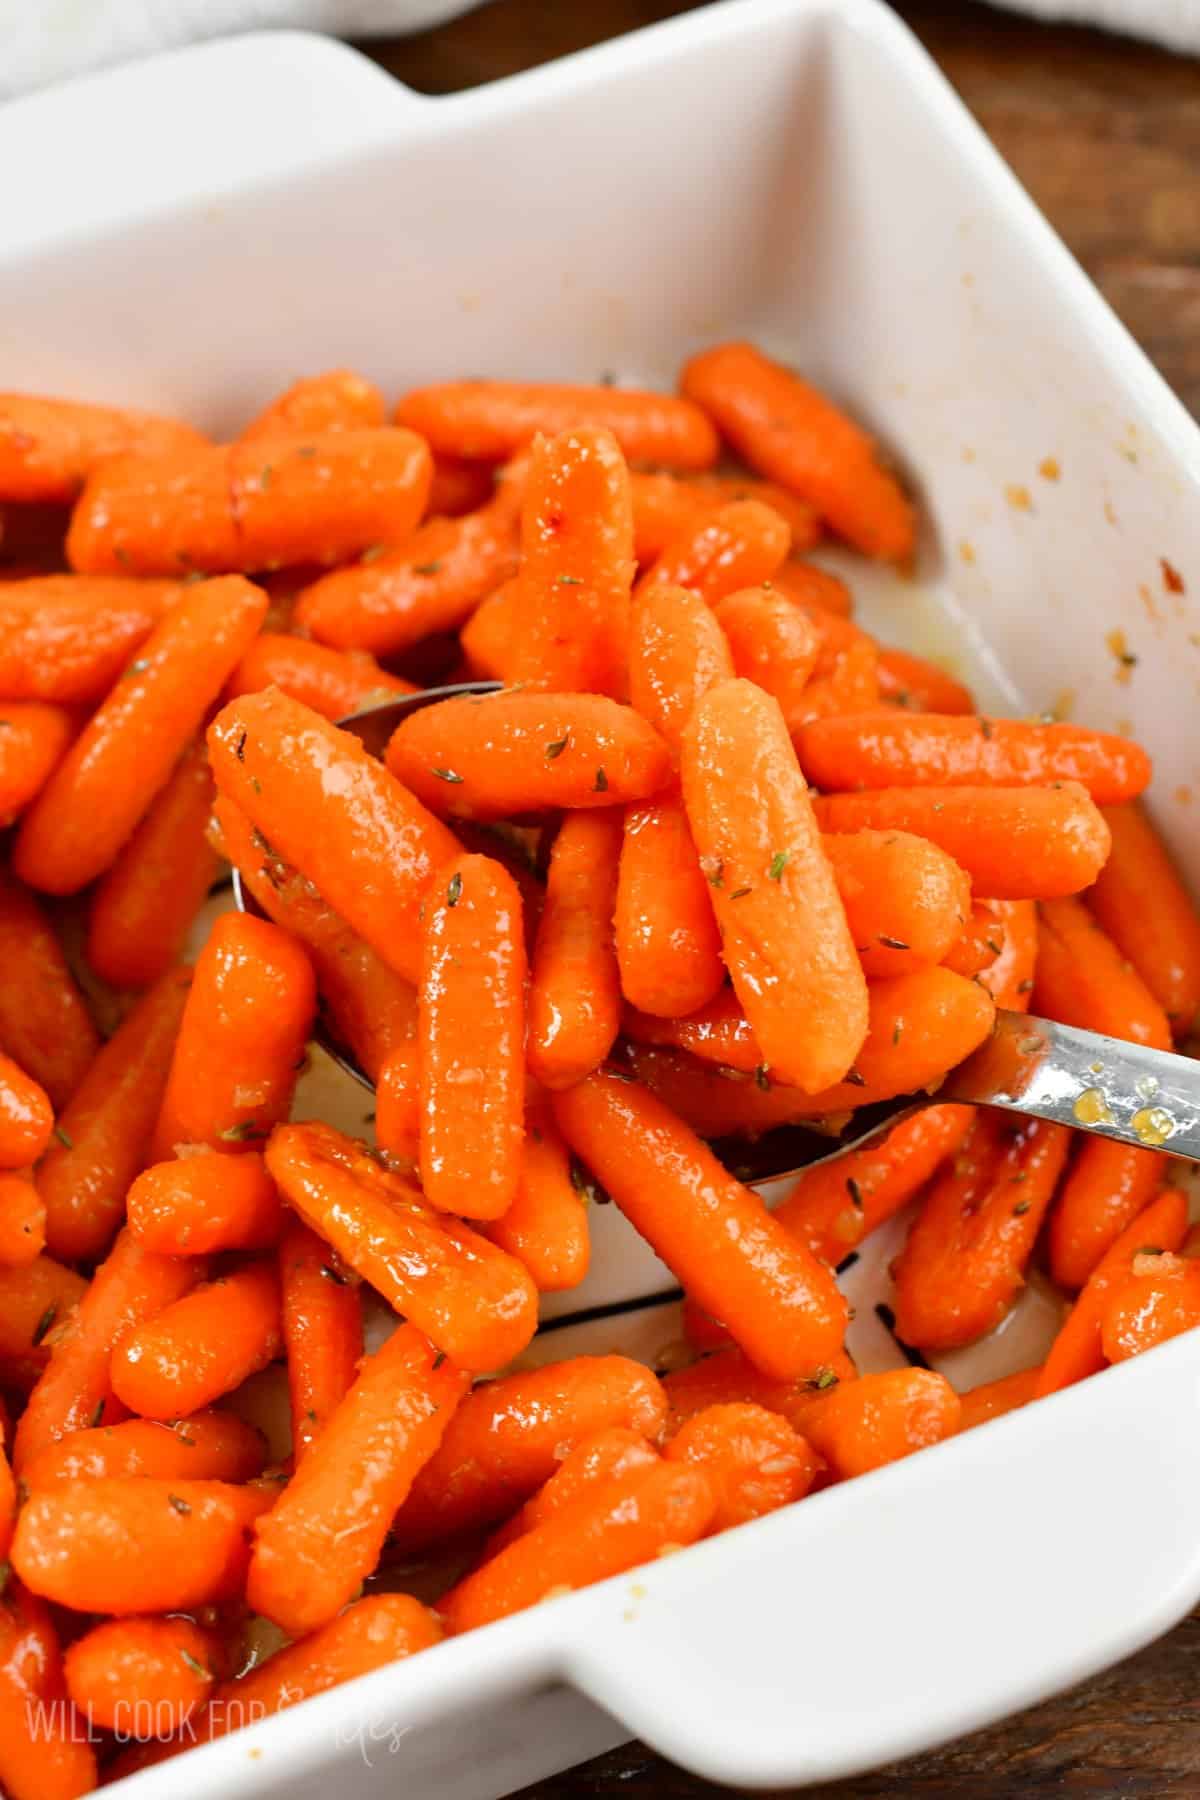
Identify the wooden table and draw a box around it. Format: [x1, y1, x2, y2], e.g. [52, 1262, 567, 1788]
[368, 5, 1200, 1792]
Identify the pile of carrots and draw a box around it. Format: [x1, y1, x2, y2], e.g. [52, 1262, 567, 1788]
[0, 343, 1196, 1794]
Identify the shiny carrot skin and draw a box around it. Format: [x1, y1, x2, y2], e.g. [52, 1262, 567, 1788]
[111, 1261, 283, 1419]
[420, 854, 527, 1219]
[15, 575, 267, 894]
[1100, 1253, 1200, 1361]
[553, 1069, 849, 1380]
[821, 828, 970, 979]
[664, 1401, 818, 1531]
[681, 679, 868, 1092]
[769, 558, 854, 619]
[0, 1426, 13, 1562]
[0, 1057, 53, 1169]
[0, 391, 205, 503]
[0, 1173, 44, 1266]
[793, 1369, 961, 1478]
[483, 1426, 660, 1557]
[876, 648, 974, 714]
[713, 584, 820, 732]
[480, 1096, 590, 1291]
[391, 1354, 667, 1552]
[396, 379, 718, 469]
[65, 1615, 216, 1732]
[814, 783, 1111, 900]
[797, 712, 1151, 805]
[968, 899, 1039, 1010]
[249, 1322, 469, 1637]
[688, 474, 823, 550]
[374, 1041, 420, 1163]
[617, 1038, 862, 1139]
[0, 575, 177, 703]
[662, 1346, 858, 1436]
[1088, 802, 1200, 1037]
[528, 811, 623, 1089]
[0, 870, 98, 1110]
[0, 1255, 87, 1398]
[22, 1411, 265, 1489]
[627, 581, 734, 756]
[0, 704, 73, 823]
[1048, 1139, 1164, 1291]
[1033, 896, 1172, 1049]
[86, 736, 218, 989]
[127, 1152, 283, 1255]
[279, 1217, 363, 1463]
[265, 1121, 537, 1372]
[152, 912, 315, 1159]
[629, 472, 714, 562]
[0, 1581, 98, 1800]
[458, 575, 519, 680]
[681, 341, 916, 562]
[225, 632, 414, 718]
[615, 791, 725, 1017]
[429, 454, 495, 517]
[208, 688, 459, 985]
[957, 1366, 1041, 1431]
[635, 500, 790, 607]
[240, 368, 385, 439]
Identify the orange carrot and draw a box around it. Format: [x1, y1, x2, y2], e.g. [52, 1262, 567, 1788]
[971, 899, 1039, 1011]
[1088, 801, 1200, 1037]
[662, 1346, 858, 1436]
[152, 912, 315, 1160]
[225, 632, 414, 718]
[791, 1369, 960, 1478]
[480, 1095, 590, 1292]
[0, 391, 205, 503]
[65, 1615, 215, 1732]
[482, 1426, 660, 1557]
[626, 581, 734, 755]
[0, 1057, 52, 1169]
[0, 575, 177, 703]
[1048, 1139, 1164, 1291]
[814, 783, 1111, 900]
[629, 472, 714, 563]
[127, 1152, 283, 1256]
[1033, 896, 1172, 1049]
[248, 1322, 469, 1637]
[1100, 1252, 1200, 1361]
[821, 829, 971, 979]
[240, 369, 385, 440]
[635, 500, 789, 607]
[0, 1580, 98, 1800]
[111, 1261, 283, 1420]
[0, 704, 73, 823]
[877, 648, 974, 714]
[528, 811, 623, 1089]
[15, 575, 267, 894]
[957, 1366, 1041, 1431]
[374, 1042, 420, 1163]
[428, 454, 495, 518]
[680, 342, 916, 562]
[713, 584, 820, 732]
[664, 1401, 818, 1530]
[769, 559, 854, 618]
[265, 1121, 537, 1372]
[790, 638, 881, 726]
[0, 1255, 87, 1398]
[22, 1411, 265, 1489]
[614, 791, 725, 1017]
[942, 898, 1014, 979]
[681, 679, 868, 1092]
[552, 1069, 849, 1380]
[0, 1173, 44, 1266]
[279, 1217, 363, 1463]
[687, 474, 823, 551]
[396, 379, 718, 470]
[0, 869, 98, 1110]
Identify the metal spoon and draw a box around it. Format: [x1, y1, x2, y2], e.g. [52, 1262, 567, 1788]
[232, 682, 1200, 1181]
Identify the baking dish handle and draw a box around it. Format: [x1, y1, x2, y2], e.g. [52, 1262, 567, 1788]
[562, 1335, 1200, 1789]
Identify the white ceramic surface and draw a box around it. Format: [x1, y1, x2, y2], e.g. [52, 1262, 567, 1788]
[4, 2, 1200, 1792]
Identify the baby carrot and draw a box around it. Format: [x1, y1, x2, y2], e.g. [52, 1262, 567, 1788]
[814, 783, 1112, 899]
[391, 1354, 667, 1552]
[0, 575, 179, 703]
[22, 1411, 266, 1489]
[680, 341, 916, 562]
[664, 1401, 819, 1531]
[225, 632, 414, 719]
[942, 898, 1013, 979]
[627, 581, 734, 755]
[553, 1069, 849, 1379]
[0, 1427, 12, 1561]
[420, 854, 527, 1219]
[0, 869, 98, 1109]
[152, 912, 315, 1160]
[821, 828, 971, 979]
[428, 454, 495, 517]
[240, 368, 385, 439]
[12, 1476, 269, 1613]
[480, 1096, 590, 1291]
[793, 1369, 961, 1478]
[249, 1322, 469, 1637]
[876, 647, 974, 714]
[635, 500, 790, 607]
[614, 792, 725, 1018]
[279, 1217, 363, 1463]
[681, 679, 868, 1092]
[769, 559, 854, 618]
[957, 1366, 1041, 1431]
[615, 1046, 821, 1140]
[713, 584, 820, 733]
[1048, 1140, 1164, 1291]
[15, 575, 267, 894]
[396, 379, 719, 470]
[458, 575, 520, 680]
[111, 1261, 283, 1420]
[962, 899, 1039, 1011]
[0, 1173, 44, 1265]
[86, 736, 218, 989]
[0, 1255, 87, 1398]
[0, 704, 73, 823]
[687, 474, 823, 551]
[0, 1056, 52, 1169]
[483, 1426, 660, 1557]
[128, 1153, 283, 1256]
[265, 1121, 538, 1372]
[791, 638, 881, 726]
[0, 1581, 98, 1800]
[1033, 896, 1172, 1049]
[374, 1042, 420, 1162]
[1088, 802, 1200, 1037]
[796, 712, 1152, 805]
[208, 688, 459, 985]
[528, 811, 623, 1089]
[12, 1225, 200, 1472]
[629, 472, 713, 562]
[1100, 1252, 1200, 1362]
[0, 390, 205, 503]
[1037, 1187, 1189, 1395]
[65, 1615, 216, 1732]
[662, 1346, 858, 1436]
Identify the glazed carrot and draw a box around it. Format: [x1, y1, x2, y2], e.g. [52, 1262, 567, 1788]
[943, 898, 1012, 979]
[225, 632, 414, 718]
[294, 484, 522, 656]
[419, 854, 526, 1218]
[821, 829, 970, 979]
[893, 1114, 1071, 1350]
[661, 1347, 858, 1436]
[249, 1322, 468, 1637]
[22, 1411, 266, 1489]
[0, 1056, 53, 1169]
[553, 1070, 849, 1379]
[614, 792, 725, 1017]
[680, 342, 916, 562]
[796, 712, 1152, 805]
[958, 1366, 1041, 1431]
[0, 1255, 87, 1397]
[1033, 896, 1172, 1049]
[1037, 1187, 1189, 1395]
[814, 783, 1111, 900]
[713, 584, 820, 732]
[876, 647, 974, 714]
[629, 472, 713, 562]
[65, 1615, 215, 1731]
[458, 576, 520, 680]
[619, 1039, 837, 1139]
[0, 1582, 98, 1800]
[688, 474, 823, 551]
[0, 1173, 44, 1265]
[441, 1457, 714, 1632]
[480, 1095, 590, 1291]
[86, 736, 218, 989]
[428, 454, 495, 518]
[1048, 1140, 1164, 1291]
[0, 1441, 12, 1566]
[0, 391, 205, 503]
[0, 704, 73, 823]
[152, 912, 315, 1160]
[111, 1261, 282, 1420]
[391, 1354, 667, 1552]
[127, 1153, 284, 1255]
[681, 679, 868, 1092]
[0, 575, 178, 703]
[793, 1370, 960, 1478]
[635, 500, 790, 606]
[523, 811, 622, 1089]
[279, 1217, 363, 1464]
[12, 1477, 269, 1613]
[1101, 1252, 1200, 1361]
[396, 379, 718, 470]
[67, 429, 432, 576]
[790, 637, 881, 725]
[15, 575, 267, 894]
[240, 368, 385, 440]
[483, 1427, 660, 1558]
[626, 581, 734, 755]
[769, 558, 854, 618]
[265, 1121, 538, 1372]
[664, 1401, 818, 1531]
[208, 688, 459, 985]
[212, 793, 417, 1081]
[967, 899, 1039, 1010]
[374, 1042, 420, 1162]
[1088, 802, 1200, 1036]
[13, 1226, 200, 1472]
[0, 870, 99, 1109]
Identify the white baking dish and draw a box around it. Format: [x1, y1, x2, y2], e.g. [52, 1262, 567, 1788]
[5, 1, 1200, 1791]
